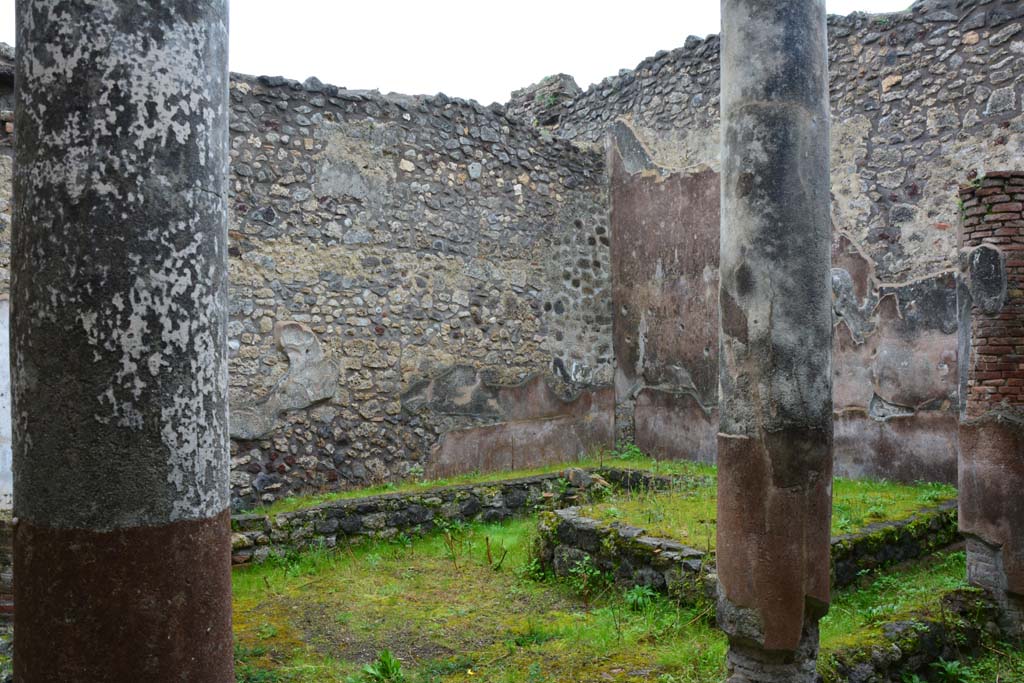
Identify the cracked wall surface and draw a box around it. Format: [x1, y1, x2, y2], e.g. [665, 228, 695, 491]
[527, 0, 1024, 483]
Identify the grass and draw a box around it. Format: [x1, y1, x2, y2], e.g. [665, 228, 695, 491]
[820, 550, 970, 650]
[958, 643, 1024, 682]
[233, 516, 728, 682]
[233, 513, 1020, 683]
[579, 471, 956, 550]
[231, 445, 990, 682]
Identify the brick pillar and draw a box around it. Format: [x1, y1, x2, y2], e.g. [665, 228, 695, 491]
[958, 171, 1024, 636]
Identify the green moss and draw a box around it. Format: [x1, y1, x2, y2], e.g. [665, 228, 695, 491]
[821, 551, 968, 649]
[241, 449, 656, 516]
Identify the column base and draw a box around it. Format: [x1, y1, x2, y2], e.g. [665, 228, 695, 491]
[14, 511, 233, 682]
[967, 537, 1024, 638]
[724, 623, 820, 683]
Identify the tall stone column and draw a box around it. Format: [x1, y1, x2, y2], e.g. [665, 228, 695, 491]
[716, 1, 832, 681]
[957, 171, 1024, 636]
[12, 2, 232, 680]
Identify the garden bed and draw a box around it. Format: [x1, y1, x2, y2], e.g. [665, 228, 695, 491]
[577, 471, 957, 548]
[536, 499, 958, 607]
[537, 474, 959, 601]
[230, 459, 689, 566]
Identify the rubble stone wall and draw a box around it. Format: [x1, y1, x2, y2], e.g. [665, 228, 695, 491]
[0, 47, 614, 509]
[0, 0, 1022, 507]
[223, 76, 613, 508]
[519, 0, 1024, 483]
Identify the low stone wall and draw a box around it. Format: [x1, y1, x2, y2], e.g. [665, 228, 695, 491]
[832, 501, 960, 588]
[230, 468, 612, 565]
[536, 507, 713, 605]
[822, 588, 1003, 683]
[536, 501, 961, 604]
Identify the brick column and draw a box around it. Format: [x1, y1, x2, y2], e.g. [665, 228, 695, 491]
[958, 171, 1024, 636]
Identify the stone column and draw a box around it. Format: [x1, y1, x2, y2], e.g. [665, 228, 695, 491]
[958, 171, 1024, 636]
[12, 2, 232, 680]
[716, 1, 832, 681]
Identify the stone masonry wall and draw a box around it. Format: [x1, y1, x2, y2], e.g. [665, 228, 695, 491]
[511, 0, 1024, 483]
[224, 76, 613, 508]
[1, 0, 1021, 507]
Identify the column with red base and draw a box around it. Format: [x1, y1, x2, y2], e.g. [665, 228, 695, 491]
[11, 1, 233, 679]
[958, 171, 1024, 636]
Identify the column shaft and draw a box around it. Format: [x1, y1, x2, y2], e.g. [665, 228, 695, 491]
[12, 1, 232, 679]
[957, 171, 1024, 636]
[717, 1, 833, 680]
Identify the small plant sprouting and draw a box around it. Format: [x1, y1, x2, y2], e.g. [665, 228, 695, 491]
[930, 658, 969, 683]
[519, 556, 549, 582]
[613, 442, 647, 461]
[359, 650, 406, 683]
[624, 584, 657, 612]
[567, 556, 609, 607]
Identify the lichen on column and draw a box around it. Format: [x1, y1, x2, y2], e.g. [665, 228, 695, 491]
[12, 0, 233, 679]
[716, 1, 833, 680]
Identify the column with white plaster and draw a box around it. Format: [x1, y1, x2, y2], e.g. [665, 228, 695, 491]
[12, 1, 232, 679]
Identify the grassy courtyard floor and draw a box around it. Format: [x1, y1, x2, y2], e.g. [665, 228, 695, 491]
[578, 462, 957, 549]
[232, 515, 1015, 683]
[232, 452, 1012, 682]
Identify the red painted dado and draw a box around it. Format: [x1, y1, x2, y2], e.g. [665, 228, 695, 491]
[959, 171, 1024, 417]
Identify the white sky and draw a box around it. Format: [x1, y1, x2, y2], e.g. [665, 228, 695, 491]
[0, 1, 911, 104]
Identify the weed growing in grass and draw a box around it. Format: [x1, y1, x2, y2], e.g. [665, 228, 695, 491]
[356, 650, 406, 683]
[518, 555, 550, 583]
[625, 584, 658, 612]
[955, 641, 1024, 682]
[613, 442, 647, 461]
[567, 556, 610, 607]
[930, 658, 970, 683]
